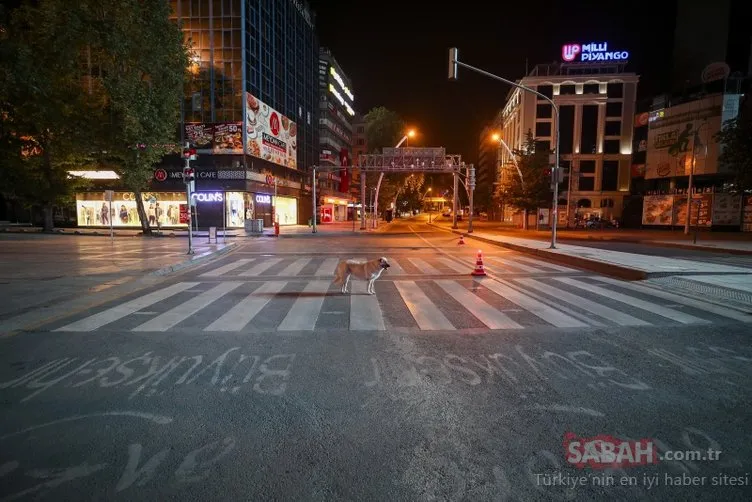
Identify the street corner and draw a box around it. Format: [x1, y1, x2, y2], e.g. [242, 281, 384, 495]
[150, 241, 240, 277]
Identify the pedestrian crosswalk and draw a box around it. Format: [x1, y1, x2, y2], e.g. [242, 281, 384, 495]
[53, 273, 752, 333]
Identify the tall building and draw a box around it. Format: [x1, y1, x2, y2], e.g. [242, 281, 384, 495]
[148, 0, 319, 229]
[496, 42, 639, 226]
[476, 124, 496, 217]
[317, 47, 355, 222]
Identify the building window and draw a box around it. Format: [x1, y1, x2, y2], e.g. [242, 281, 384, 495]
[579, 160, 596, 174]
[581, 105, 598, 154]
[535, 122, 552, 137]
[560, 105, 574, 155]
[602, 160, 619, 191]
[600, 198, 615, 208]
[537, 85, 553, 99]
[605, 121, 621, 136]
[560, 84, 576, 95]
[536, 103, 552, 118]
[579, 177, 595, 191]
[559, 159, 571, 191]
[577, 198, 592, 208]
[606, 102, 623, 117]
[604, 140, 620, 154]
[535, 140, 550, 153]
[583, 83, 600, 94]
[607, 82, 624, 98]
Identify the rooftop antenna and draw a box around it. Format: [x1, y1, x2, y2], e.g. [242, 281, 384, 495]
[525, 57, 529, 75]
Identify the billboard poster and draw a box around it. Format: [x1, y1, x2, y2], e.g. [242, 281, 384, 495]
[645, 95, 724, 180]
[184, 122, 243, 154]
[743, 196, 752, 232]
[245, 92, 298, 169]
[642, 195, 673, 225]
[711, 194, 742, 226]
[673, 195, 712, 227]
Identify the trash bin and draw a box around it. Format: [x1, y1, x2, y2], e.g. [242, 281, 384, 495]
[308, 218, 312, 227]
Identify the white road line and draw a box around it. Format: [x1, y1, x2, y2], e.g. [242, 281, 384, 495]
[200, 258, 255, 277]
[553, 277, 711, 325]
[350, 281, 386, 331]
[277, 281, 331, 331]
[314, 258, 339, 276]
[387, 258, 405, 275]
[408, 257, 441, 275]
[438, 257, 469, 273]
[514, 278, 651, 327]
[394, 281, 454, 330]
[481, 279, 590, 328]
[55, 282, 199, 332]
[277, 258, 312, 276]
[239, 258, 284, 276]
[487, 256, 542, 273]
[435, 280, 523, 329]
[132, 282, 243, 332]
[512, 255, 577, 272]
[591, 276, 752, 323]
[204, 282, 287, 331]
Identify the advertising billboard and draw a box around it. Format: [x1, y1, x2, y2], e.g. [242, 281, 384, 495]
[184, 122, 243, 155]
[245, 92, 298, 169]
[645, 95, 725, 180]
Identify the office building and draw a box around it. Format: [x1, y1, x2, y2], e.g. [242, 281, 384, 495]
[496, 42, 639, 226]
[476, 124, 496, 217]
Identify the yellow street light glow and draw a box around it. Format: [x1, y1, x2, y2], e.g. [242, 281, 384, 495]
[491, 133, 500, 142]
[407, 129, 416, 137]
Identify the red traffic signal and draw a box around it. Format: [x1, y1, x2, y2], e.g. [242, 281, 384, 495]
[542, 167, 552, 178]
[183, 148, 197, 159]
[183, 167, 195, 181]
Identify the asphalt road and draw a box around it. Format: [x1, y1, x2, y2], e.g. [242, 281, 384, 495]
[2, 221, 751, 501]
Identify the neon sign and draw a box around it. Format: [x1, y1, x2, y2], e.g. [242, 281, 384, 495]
[256, 194, 271, 204]
[562, 42, 629, 63]
[328, 84, 355, 116]
[329, 66, 354, 101]
[192, 192, 224, 202]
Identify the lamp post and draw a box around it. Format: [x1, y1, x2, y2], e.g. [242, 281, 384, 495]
[423, 187, 432, 222]
[449, 48, 560, 248]
[373, 129, 416, 229]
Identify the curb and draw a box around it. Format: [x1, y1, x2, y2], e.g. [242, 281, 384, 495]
[150, 242, 239, 276]
[431, 224, 648, 281]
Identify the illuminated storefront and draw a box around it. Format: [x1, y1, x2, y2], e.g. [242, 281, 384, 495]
[76, 192, 188, 228]
[275, 195, 298, 225]
[320, 196, 349, 223]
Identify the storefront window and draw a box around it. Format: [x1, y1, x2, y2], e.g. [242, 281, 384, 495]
[76, 192, 188, 227]
[274, 196, 298, 225]
[225, 191, 246, 228]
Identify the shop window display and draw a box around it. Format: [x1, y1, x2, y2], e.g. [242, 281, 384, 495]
[225, 192, 246, 228]
[76, 192, 188, 227]
[274, 196, 298, 225]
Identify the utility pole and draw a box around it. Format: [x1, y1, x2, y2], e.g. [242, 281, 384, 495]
[182, 142, 196, 255]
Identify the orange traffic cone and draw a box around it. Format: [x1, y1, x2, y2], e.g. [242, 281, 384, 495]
[458, 235, 466, 245]
[471, 250, 487, 276]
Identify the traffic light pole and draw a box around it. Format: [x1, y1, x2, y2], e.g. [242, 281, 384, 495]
[183, 145, 195, 255]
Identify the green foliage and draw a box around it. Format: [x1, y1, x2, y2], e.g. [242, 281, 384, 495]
[363, 106, 404, 152]
[716, 100, 752, 193]
[501, 130, 553, 212]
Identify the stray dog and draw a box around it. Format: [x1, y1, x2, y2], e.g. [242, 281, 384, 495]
[332, 257, 390, 295]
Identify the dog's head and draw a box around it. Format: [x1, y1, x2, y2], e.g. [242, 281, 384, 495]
[378, 257, 391, 269]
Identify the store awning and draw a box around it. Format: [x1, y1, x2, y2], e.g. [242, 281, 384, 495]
[68, 170, 120, 180]
[323, 196, 350, 205]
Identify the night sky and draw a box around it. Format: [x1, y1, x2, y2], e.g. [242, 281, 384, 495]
[310, 0, 678, 163]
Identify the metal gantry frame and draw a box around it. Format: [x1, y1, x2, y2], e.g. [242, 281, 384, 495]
[309, 152, 474, 234]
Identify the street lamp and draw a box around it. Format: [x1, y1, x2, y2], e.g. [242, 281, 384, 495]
[491, 133, 524, 189]
[423, 187, 432, 221]
[449, 48, 560, 248]
[373, 128, 417, 229]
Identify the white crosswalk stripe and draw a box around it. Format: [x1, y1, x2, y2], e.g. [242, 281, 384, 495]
[437, 257, 470, 273]
[315, 258, 339, 276]
[486, 256, 541, 273]
[51, 265, 752, 333]
[408, 258, 441, 275]
[511, 255, 578, 272]
[387, 258, 405, 275]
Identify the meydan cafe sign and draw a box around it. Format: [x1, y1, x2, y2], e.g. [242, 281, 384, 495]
[562, 42, 629, 62]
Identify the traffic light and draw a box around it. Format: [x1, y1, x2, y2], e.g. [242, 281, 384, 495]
[183, 147, 197, 161]
[448, 47, 458, 80]
[183, 167, 195, 182]
[542, 167, 552, 178]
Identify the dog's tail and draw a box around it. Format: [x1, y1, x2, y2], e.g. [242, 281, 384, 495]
[331, 262, 345, 286]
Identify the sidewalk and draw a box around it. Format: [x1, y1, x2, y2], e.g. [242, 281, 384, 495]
[430, 221, 752, 282]
[435, 220, 752, 255]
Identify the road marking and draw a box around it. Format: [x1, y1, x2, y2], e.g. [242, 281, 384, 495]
[512, 255, 577, 272]
[435, 280, 522, 329]
[386, 258, 405, 275]
[514, 278, 651, 327]
[277, 281, 330, 331]
[553, 277, 711, 325]
[487, 256, 541, 273]
[350, 281, 386, 331]
[204, 282, 286, 331]
[591, 276, 752, 323]
[394, 281, 454, 330]
[239, 258, 284, 276]
[408, 257, 441, 275]
[314, 258, 339, 276]
[55, 282, 198, 332]
[277, 258, 312, 276]
[437, 257, 469, 273]
[132, 282, 243, 332]
[200, 258, 255, 277]
[480, 279, 589, 328]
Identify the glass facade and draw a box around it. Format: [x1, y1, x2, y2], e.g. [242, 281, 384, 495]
[76, 192, 189, 228]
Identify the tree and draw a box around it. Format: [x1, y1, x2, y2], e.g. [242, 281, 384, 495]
[0, 1, 98, 230]
[501, 129, 552, 229]
[84, 0, 189, 235]
[716, 97, 752, 193]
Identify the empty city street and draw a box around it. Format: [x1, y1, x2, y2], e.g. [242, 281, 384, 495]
[1, 221, 751, 501]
